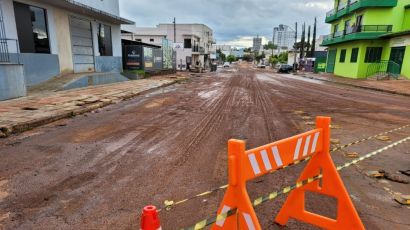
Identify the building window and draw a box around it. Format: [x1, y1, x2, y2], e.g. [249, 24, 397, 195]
[351, 48, 359, 63]
[13, 2, 50, 53]
[184, 39, 192, 49]
[340, 49, 346, 63]
[98, 24, 113, 56]
[150, 38, 154, 42]
[135, 39, 142, 42]
[365, 47, 383, 63]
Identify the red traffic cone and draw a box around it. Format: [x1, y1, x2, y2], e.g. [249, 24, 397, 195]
[140, 205, 161, 230]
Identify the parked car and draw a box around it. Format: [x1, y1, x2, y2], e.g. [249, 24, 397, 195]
[223, 62, 230, 68]
[257, 63, 266, 68]
[278, 64, 293, 73]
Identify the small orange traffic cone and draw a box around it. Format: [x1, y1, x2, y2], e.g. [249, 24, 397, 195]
[140, 205, 162, 230]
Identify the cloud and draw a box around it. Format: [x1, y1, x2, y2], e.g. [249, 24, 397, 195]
[119, 0, 333, 47]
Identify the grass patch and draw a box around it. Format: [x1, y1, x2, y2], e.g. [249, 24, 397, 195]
[123, 69, 150, 78]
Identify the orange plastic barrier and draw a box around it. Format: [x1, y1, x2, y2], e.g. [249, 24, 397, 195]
[212, 116, 364, 230]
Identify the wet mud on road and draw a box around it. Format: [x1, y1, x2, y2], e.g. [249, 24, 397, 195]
[1, 64, 410, 229]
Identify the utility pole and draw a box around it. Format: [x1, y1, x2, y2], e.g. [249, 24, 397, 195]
[173, 17, 176, 43]
[307, 25, 311, 57]
[300, 23, 305, 61]
[294, 22, 298, 71]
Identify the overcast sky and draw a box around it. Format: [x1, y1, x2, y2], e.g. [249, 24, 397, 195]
[119, 0, 333, 47]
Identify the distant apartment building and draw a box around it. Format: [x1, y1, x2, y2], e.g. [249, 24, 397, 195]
[0, 0, 133, 100]
[214, 44, 231, 56]
[253, 35, 262, 52]
[122, 23, 215, 70]
[273, 24, 296, 50]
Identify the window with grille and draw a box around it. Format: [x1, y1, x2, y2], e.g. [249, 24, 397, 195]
[339, 49, 346, 63]
[365, 47, 383, 63]
[350, 48, 359, 63]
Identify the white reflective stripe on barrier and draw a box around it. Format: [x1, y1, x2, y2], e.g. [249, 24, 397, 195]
[311, 132, 320, 153]
[293, 137, 303, 160]
[260, 150, 272, 171]
[271, 146, 283, 167]
[242, 213, 256, 230]
[216, 205, 231, 227]
[248, 154, 261, 175]
[302, 135, 311, 156]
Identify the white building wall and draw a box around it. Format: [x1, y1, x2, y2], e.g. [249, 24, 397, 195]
[1, 0, 60, 54]
[75, 0, 120, 16]
[122, 23, 215, 69]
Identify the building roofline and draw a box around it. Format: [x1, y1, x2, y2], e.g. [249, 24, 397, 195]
[157, 23, 212, 30]
[34, 0, 134, 24]
[379, 30, 410, 38]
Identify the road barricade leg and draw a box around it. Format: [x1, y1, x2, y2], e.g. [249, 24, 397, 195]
[212, 140, 261, 230]
[275, 117, 365, 229]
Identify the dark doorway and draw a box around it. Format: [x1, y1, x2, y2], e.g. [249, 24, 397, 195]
[389, 46, 406, 73]
[326, 49, 337, 73]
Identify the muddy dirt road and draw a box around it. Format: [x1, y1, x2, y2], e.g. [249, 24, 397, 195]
[1, 64, 410, 229]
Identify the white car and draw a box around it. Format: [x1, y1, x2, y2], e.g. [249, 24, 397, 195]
[223, 62, 230, 68]
[257, 63, 266, 69]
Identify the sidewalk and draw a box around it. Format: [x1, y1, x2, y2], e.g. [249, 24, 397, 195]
[0, 75, 186, 137]
[297, 72, 410, 97]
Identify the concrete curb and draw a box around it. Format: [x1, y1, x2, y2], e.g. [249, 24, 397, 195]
[295, 74, 410, 97]
[0, 78, 185, 138]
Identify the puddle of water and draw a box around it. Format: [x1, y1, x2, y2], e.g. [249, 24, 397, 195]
[63, 74, 130, 90]
[198, 90, 219, 99]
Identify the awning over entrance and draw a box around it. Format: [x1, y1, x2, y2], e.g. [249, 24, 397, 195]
[34, 0, 134, 25]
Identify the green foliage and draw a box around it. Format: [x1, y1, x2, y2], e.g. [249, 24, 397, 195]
[217, 49, 226, 62]
[227, 55, 237, 63]
[263, 43, 278, 50]
[255, 51, 266, 63]
[269, 56, 279, 65]
[243, 47, 252, 52]
[278, 52, 288, 63]
[243, 54, 254, 62]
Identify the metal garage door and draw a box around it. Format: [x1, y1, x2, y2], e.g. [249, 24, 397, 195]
[70, 17, 95, 73]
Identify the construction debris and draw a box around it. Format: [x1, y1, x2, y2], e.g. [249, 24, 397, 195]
[376, 135, 391, 141]
[345, 152, 359, 158]
[330, 138, 340, 144]
[366, 170, 409, 184]
[366, 171, 385, 178]
[383, 171, 409, 184]
[394, 194, 410, 205]
[331, 124, 341, 129]
[399, 170, 410, 176]
[293, 110, 305, 115]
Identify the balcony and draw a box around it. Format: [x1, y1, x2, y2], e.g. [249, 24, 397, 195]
[192, 45, 199, 53]
[322, 25, 393, 46]
[325, 0, 398, 23]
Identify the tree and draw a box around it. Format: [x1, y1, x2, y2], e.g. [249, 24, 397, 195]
[255, 51, 266, 63]
[278, 52, 288, 63]
[269, 55, 279, 65]
[217, 49, 226, 62]
[243, 47, 252, 52]
[227, 54, 237, 63]
[263, 43, 277, 50]
[311, 17, 317, 57]
[264, 43, 277, 59]
[243, 54, 254, 62]
[300, 23, 306, 60]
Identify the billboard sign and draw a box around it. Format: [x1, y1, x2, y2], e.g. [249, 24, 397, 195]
[125, 45, 143, 70]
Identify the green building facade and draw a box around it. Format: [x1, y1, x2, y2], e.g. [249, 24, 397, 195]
[322, 0, 410, 79]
